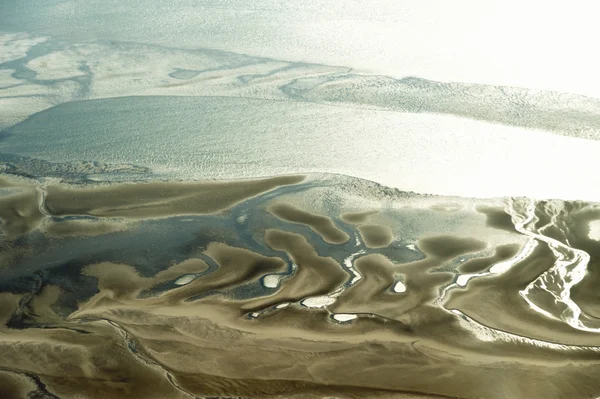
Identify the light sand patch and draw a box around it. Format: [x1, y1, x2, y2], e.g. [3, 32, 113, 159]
[589, 219, 600, 241]
[332, 313, 357, 322]
[301, 296, 336, 308]
[262, 274, 282, 288]
[40, 218, 132, 238]
[0, 33, 47, 64]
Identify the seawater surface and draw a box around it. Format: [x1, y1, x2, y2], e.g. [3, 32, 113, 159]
[2, 35, 600, 199]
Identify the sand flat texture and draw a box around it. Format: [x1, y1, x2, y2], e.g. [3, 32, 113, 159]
[1, 175, 600, 399]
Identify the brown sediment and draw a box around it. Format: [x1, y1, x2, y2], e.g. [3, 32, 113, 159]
[74, 258, 211, 317]
[15, 299, 600, 399]
[458, 243, 520, 274]
[330, 254, 401, 315]
[418, 235, 487, 259]
[523, 205, 600, 322]
[445, 240, 600, 346]
[0, 174, 304, 237]
[4, 178, 600, 398]
[81, 258, 210, 302]
[339, 209, 394, 248]
[76, 243, 287, 315]
[3, 315, 599, 399]
[332, 235, 487, 321]
[0, 293, 21, 326]
[45, 175, 305, 218]
[27, 285, 63, 324]
[568, 208, 600, 319]
[240, 229, 349, 310]
[0, 370, 39, 399]
[169, 370, 457, 399]
[262, 228, 349, 297]
[268, 202, 349, 244]
[5, 235, 600, 399]
[0, 186, 44, 238]
[341, 210, 378, 224]
[357, 224, 394, 248]
[179, 242, 288, 299]
[477, 205, 519, 233]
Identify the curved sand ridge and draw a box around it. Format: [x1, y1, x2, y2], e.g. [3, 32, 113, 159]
[1, 174, 600, 398]
[268, 202, 349, 244]
[342, 210, 394, 248]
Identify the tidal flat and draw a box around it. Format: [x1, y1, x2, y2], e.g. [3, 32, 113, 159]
[1, 173, 600, 399]
[2, 3, 600, 398]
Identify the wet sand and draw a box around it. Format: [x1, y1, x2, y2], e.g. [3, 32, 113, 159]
[1, 174, 600, 399]
[341, 210, 394, 247]
[45, 175, 305, 218]
[357, 224, 394, 248]
[268, 202, 349, 244]
[0, 184, 44, 237]
[458, 243, 520, 274]
[0, 175, 304, 237]
[341, 210, 378, 224]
